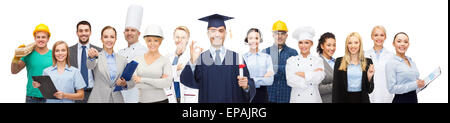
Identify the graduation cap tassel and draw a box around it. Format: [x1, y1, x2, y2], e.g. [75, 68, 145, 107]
[227, 20, 232, 39]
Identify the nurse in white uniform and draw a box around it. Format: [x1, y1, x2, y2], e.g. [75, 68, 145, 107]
[365, 25, 394, 103]
[286, 26, 325, 103]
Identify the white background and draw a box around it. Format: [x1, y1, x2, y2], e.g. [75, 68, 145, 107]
[0, 0, 447, 103]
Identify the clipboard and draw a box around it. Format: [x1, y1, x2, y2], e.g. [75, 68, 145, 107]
[113, 60, 139, 92]
[419, 67, 441, 92]
[32, 76, 58, 99]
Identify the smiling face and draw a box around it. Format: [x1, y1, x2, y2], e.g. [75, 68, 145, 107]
[207, 26, 226, 48]
[77, 24, 91, 44]
[34, 31, 49, 48]
[393, 34, 409, 54]
[144, 36, 162, 52]
[321, 38, 336, 58]
[101, 28, 117, 50]
[124, 27, 140, 44]
[247, 31, 261, 50]
[54, 43, 68, 63]
[371, 28, 386, 47]
[298, 40, 313, 56]
[347, 36, 360, 55]
[174, 29, 189, 48]
[273, 31, 288, 46]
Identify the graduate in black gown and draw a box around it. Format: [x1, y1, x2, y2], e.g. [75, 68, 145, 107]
[180, 14, 256, 103]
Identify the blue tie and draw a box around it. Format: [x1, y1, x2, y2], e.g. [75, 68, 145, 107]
[215, 50, 221, 65]
[172, 56, 179, 65]
[81, 46, 89, 88]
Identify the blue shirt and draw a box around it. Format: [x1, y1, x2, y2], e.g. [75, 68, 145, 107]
[105, 52, 118, 83]
[243, 51, 274, 88]
[43, 65, 86, 103]
[385, 55, 420, 94]
[347, 63, 362, 92]
[262, 44, 298, 103]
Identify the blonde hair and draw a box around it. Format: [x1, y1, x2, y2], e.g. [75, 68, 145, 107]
[51, 41, 70, 67]
[371, 25, 386, 37]
[338, 32, 367, 71]
[174, 26, 190, 38]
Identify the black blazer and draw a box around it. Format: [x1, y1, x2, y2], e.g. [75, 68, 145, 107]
[332, 57, 374, 103]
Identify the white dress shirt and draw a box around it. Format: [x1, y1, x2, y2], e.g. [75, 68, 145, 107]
[77, 43, 95, 88]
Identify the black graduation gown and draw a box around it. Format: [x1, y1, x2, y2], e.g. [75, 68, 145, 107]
[180, 50, 256, 103]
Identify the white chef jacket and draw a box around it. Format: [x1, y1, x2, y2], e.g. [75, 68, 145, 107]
[286, 54, 325, 103]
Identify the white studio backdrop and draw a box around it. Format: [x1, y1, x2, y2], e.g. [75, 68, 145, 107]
[0, 0, 447, 103]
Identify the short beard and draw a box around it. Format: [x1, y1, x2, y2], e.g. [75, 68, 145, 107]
[79, 38, 89, 45]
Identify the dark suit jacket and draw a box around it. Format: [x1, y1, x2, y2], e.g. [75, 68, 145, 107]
[332, 57, 374, 103]
[69, 43, 102, 68]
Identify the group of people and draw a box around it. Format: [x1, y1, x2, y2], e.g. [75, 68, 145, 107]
[11, 5, 425, 103]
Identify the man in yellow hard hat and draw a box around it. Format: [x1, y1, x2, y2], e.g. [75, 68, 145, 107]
[262, 20, 298, 103]
[11, 23, 53, 103]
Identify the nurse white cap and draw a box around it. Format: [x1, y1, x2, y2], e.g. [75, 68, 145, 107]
[293, 26, 315, 41]
[144, 24, 164, 39]
[125, 4, 143, 31]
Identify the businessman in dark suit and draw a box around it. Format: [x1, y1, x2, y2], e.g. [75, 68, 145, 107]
[69, 21, 102, 103]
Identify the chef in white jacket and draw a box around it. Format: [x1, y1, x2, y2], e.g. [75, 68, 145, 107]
[164, 26, 198, 103]
[118, 4, 148, 103]
[286, 26, 325, 103]
[365, 25, 394, 103]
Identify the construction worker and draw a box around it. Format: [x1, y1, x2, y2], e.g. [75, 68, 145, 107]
[11, 23, 53, 103]
[262, 20, 298, 103]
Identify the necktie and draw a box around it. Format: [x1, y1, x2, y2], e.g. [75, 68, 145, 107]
[172, 56, 179, 65]
[214, 50, 221, 65]
[81, 46, 89, 88]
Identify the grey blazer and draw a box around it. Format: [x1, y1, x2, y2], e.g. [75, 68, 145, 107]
[318, 55, 333, 103]
[86, 51, 135, 103]
[69, 43, 102, 68]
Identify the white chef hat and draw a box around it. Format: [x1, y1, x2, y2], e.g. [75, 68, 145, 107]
[293, 26, 315, 42]
[125, 4, 144, 31]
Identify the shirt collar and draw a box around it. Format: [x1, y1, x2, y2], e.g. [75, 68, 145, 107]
[321, 54, 335, 62]
[272, 43, 287, 51]
[373, 47, 384, 54]
[50, 64, 72, 72]
[129, 42, 142, 49]
[78, 43, 90, 49]
[209, 46, 226, 55]
[394, 55, 411, 62]
[245, 51, 261, 57]
[102, 50, 115, 57]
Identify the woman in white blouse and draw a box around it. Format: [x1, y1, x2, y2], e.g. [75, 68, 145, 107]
[132, 25, 172, 103]
[286, 26, 325, 103]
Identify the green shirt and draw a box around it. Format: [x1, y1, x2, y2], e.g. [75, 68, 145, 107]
[20, 50, 53, 98]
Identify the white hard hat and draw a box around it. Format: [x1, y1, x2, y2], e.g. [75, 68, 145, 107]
[293, 26, 315, 41]
[144, 24, 164, 39]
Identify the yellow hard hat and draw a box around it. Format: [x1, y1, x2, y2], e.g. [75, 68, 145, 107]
[272, 20, 288, 32]
[33, 24, 51, 37]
